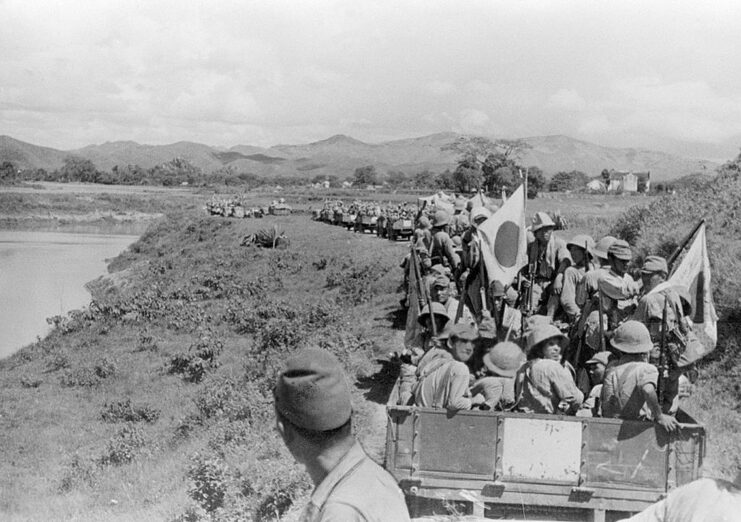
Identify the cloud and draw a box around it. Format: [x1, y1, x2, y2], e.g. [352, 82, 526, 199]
[426, 80, 455, 96]
[548, 89, 587, 112]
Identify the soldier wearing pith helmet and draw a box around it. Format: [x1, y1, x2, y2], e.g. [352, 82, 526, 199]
[429, 210, 460, 271]
[600, 321, 679, 432]
[274, 348, 410, 521]
[524, 212, 570, 317]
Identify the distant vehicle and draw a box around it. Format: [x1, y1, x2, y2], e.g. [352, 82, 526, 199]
[384, 380, 706, 521]
[388, 218, 414, 241]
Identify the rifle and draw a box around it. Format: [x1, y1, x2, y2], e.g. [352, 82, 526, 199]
[667, 218, 705, 274]
[478, 238, 489, 316]
[455, 277, 468, 323]
[597, 286, 606, 352]
[658, 295, 668, 409]
[415, 200, 428, 224]
[411, 245, 437, 337]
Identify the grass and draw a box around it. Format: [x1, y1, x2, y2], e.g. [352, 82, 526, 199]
[0, 185, 737, 520]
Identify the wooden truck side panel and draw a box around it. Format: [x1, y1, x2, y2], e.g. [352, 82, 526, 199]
[385, 404, 705, 520]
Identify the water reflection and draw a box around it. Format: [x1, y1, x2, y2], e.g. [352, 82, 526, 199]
[0, 231, 137, 358]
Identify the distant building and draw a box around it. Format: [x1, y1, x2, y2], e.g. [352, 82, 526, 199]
[608, 170, 650, 193]
[586, 179, 606, 192]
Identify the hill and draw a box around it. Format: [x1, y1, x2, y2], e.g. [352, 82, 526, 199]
[0, 133, 720, 182]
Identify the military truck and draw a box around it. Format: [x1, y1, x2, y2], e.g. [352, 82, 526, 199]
[384, 382, 705, 521]
[387, 218, 414, 241]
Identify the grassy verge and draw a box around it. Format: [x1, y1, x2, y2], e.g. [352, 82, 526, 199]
[0, 208, 408, 521]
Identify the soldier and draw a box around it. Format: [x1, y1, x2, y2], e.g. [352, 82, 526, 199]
[523, 212, 571, 318]
[514, 324, 584, 414]
[576, 351, 611, 417]
[414, 323, 484, 412]
[449, 198, 470, 238]
[273, 348, 410, 521]
[575, 235, 617, 308]
[430, 274, 475, 325]
[600, 321, 679, 431]
[429, 210, 460, 271]
[459, 206, 492, 319]
[472, 341, 526, 411]
[559, 234, 595, 322]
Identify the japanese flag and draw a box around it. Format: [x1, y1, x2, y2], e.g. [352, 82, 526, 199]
[478, 184, 528, 287]
[652, 223, 718, 355]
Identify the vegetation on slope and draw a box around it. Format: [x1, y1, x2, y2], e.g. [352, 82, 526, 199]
[0, 212, 406, 521]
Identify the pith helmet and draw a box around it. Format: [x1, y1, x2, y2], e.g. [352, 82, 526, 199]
[432, 210, 450, 227]
[592, 235, 618, 260]
[610, 321, 652, 353]
[641, 255, 668, 274]
[525, 324, 568, 353]
[417, 216, 431, 230]
[454, 198, 466, 211]
[531, 212, 556, 231]
[483, 342, 526, 377]
[417, 302, 451, 326]
[567, 234, 595, 253]
[607, 239, 632, 261]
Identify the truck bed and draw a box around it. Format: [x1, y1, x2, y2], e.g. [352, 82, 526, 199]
[385, 383, 705, 521]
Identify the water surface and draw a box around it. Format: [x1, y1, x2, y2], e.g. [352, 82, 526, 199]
[0, 231, 137, 358]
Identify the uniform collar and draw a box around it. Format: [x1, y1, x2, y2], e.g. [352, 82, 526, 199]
[306, 441, 367, 514]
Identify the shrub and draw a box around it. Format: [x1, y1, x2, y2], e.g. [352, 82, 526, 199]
[187, 454, 229, 513]
[167, 330, 223, 383]
[101, 399, 161, 423]
[98, 424, 145, 466]
[58, 454, 97, 492]
[61, 367, 101, 387]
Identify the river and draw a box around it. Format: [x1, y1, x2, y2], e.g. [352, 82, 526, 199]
[0, 231, 137, 359]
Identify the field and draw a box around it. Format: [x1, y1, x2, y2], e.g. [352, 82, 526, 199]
[0, 184, 737, 521]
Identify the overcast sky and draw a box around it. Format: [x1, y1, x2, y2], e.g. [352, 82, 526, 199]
[2, 0, 741, 160]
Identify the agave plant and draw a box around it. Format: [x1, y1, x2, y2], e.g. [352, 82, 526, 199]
[242, 225, 289, 249]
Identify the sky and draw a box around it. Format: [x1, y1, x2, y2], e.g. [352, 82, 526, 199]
[2, 0, 741, 161]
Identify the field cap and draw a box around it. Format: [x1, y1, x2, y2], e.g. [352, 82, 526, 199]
[490, 280, 506, 297]
[484, 342, 526, 377]
[607, 239, 632, 261]
[417, 302, 451, 325]
[610, 321, 652, 353]
[567, 234, 595, 253]
[429, 264, 451, 277]
[274, 348, 352, 431]
[641, 255, 668, 275]
[452, 235, 463, 250]
[592, 235, 617, 260]
[470, 206, 492, 224]
[585, 351, 612, 367]
[531, 212, 556, 231]
[525, 323, 568, 353]
[432, 210, 450, 227]
[447, 322, 478, 342]
[432, 274, 451, 288]
[417, 216, 431, 230]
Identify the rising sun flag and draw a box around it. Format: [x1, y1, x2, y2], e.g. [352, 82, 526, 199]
[478, 184, 528, 288]
[652, 223, 718, 361]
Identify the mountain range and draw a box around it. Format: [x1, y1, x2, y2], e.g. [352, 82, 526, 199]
[0, 133, 719, 182]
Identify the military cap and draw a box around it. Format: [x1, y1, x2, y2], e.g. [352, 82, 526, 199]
[417, 302, 451, 325]
[431, 274, 451, 288]
[610, 321, 652, 353]
[470, 206, 492, 224]
[274, 348, 352, 431]
[531, 212, 556, 231]
[432, 210, 450, 227]
[452, 235, 463, 251]
[592, 235, 618, 260]
[447, 322, 478, 342]
[525, 323, 568, 353]
[641, 255, 668, 274]
[454, 198, 466, 211]
[607, 239, 632, 261]
[490, 280, 506, 297]
[483, 342, 526, 377]
[417, 216, 431, 230]
[429, 264, 451, 277]
[585, 351, 612, 367]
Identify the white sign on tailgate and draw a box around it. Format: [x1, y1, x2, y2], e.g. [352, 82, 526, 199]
[501, 418, 582, 482]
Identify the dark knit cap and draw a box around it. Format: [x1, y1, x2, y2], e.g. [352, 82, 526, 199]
[274, 348, 352, 432]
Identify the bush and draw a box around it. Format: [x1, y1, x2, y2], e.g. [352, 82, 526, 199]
[101, 399, 160, 423]
[168, 330, 223, 383]
[58, 454, 97, 492]
[98, 424, 146, 466]
[187, 454, 229, 513]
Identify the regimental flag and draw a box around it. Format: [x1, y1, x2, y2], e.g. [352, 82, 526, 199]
[652, 223, 718, 357]
[478, 184, 528, 288]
